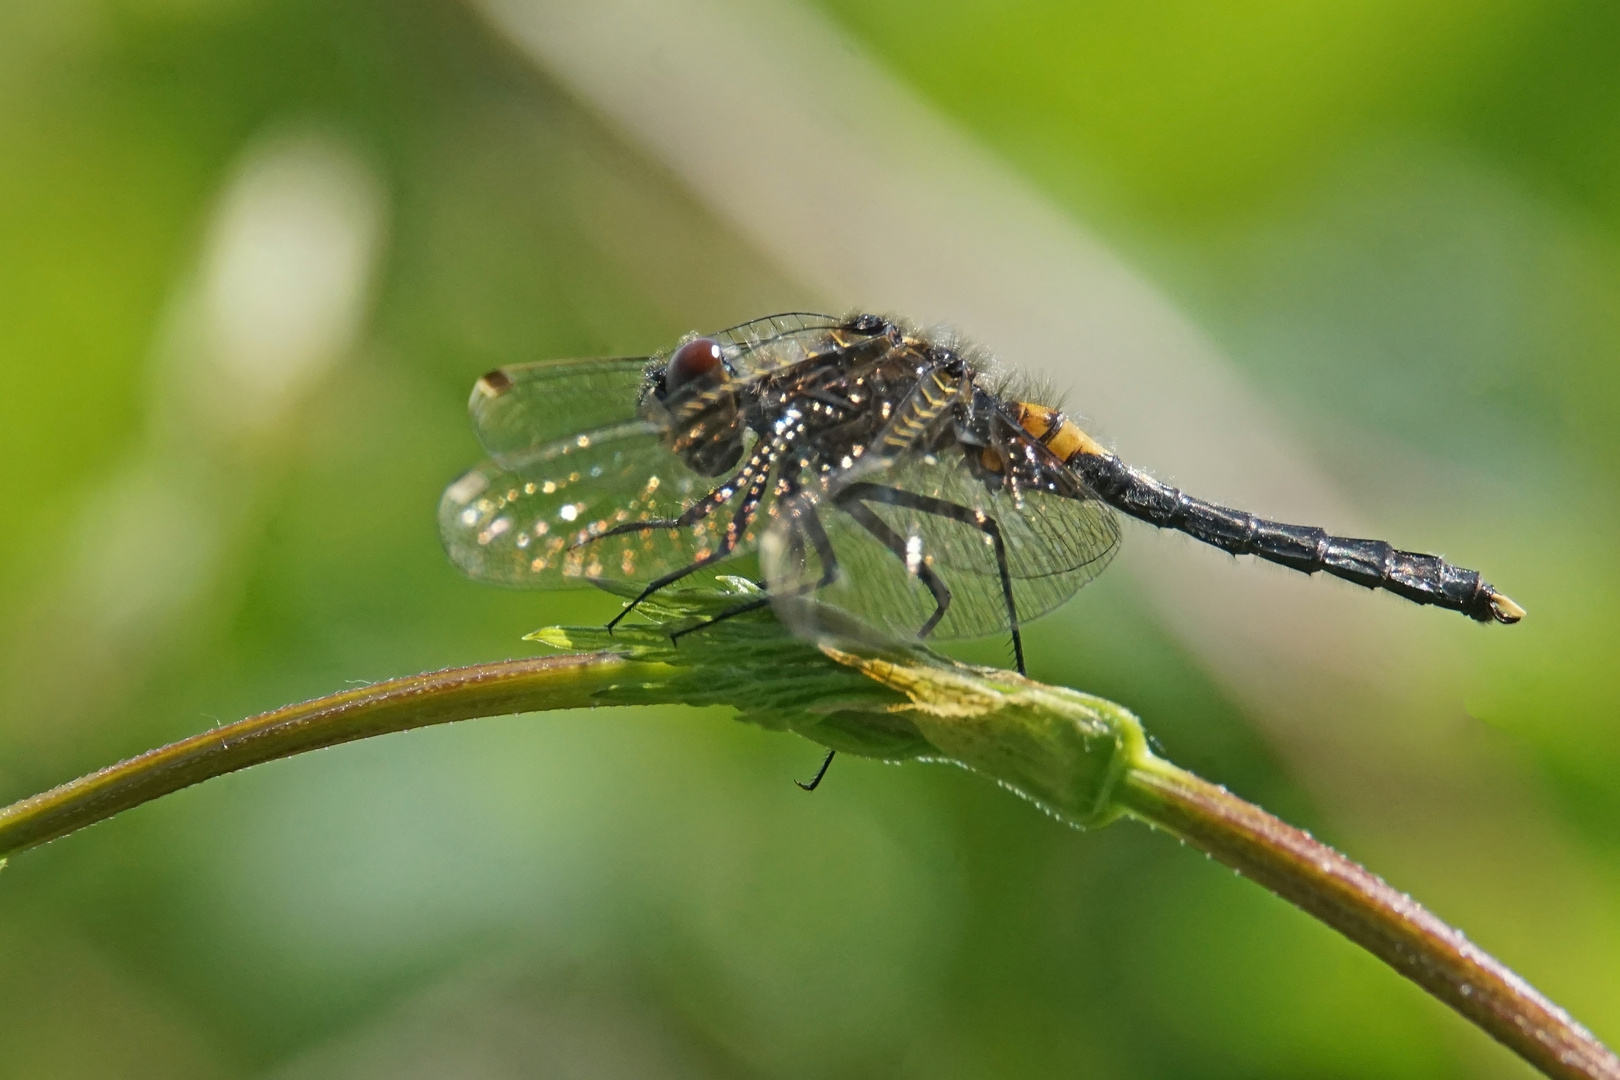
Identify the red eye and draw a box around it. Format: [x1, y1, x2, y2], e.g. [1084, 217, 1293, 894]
[665, 337, 724, 395]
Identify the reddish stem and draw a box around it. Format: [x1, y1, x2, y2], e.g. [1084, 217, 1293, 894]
[1118, 760, 1620, 1080]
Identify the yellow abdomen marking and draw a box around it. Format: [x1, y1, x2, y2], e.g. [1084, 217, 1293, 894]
[1011, 401, 1106, 462]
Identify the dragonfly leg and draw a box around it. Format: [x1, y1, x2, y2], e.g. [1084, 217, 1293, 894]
[666, 499, 844, 793]
[795, 748, 837, 792]
[669, 494, 842, 641]
[831, 492, 954, 639]
[668, 594, 773, 641]
[837, 483, 1025, 676]
[605, 465, 774, 630]
[586, 456, 764, 545]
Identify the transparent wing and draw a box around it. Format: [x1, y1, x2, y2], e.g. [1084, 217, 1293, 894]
[469, 356, 652, 468]
[708, 311, 850, 379]
[442, 312, 891, 592]
[864, 452, 1120, 581]
[762, 449, 1120, 642]
[468, 315, 866, 467]
[441, 424, 739, 589]
[440, 423, 797, 591]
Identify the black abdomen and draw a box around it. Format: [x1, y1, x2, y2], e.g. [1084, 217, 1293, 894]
[1069, 450, 1521, 623]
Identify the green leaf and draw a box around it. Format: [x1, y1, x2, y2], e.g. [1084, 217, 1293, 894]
[531, 578, 1147, 826]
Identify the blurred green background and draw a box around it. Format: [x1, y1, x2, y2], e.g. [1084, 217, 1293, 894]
[3, 1, 1618, 1077]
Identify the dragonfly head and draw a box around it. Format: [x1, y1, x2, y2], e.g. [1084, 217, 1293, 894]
[650, 336, 746, 476]
[662, 337, 726, 397]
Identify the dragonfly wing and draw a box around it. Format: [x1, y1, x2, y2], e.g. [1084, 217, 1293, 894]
[867, 451, 1120, 581]
[439, 423, 751, 589]
[762, 449, 1120, 642]
[469, 355, 652, 468]
[710, 312, 848, 380]
[468, 315, 872, 467]
[444, 312, 900, 594]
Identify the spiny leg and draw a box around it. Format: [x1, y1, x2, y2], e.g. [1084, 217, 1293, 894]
[604, 465, 774, 630]
[667, 594, 772, 641]
[585, 456, 763, 545]
[838, 482, 1025, 675]
[669, 493, 842, 642]
[660, 488, 847, 794]
[832, 490, 954, 638]
[795, 748, 837, 792]
[779, 506, 843, 793]
[800, 386, 859, 412]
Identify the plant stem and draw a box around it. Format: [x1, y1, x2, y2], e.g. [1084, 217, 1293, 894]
[0, 652, 651, 859]
[0, 632, 1613, 1080]
[1116, 756, 1620, 1080]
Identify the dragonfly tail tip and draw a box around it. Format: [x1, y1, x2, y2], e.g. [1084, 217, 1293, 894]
[1488, 590, 1526, 624]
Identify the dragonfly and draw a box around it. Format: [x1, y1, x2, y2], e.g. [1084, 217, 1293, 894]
[441, 311, 1523, 780]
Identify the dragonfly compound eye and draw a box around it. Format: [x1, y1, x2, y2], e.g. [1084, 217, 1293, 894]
[665, 337, 726, 396]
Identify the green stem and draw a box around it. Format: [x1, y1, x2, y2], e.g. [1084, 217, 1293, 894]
[1116, 756, 1620, 1080]
[0, 652, 656, 859]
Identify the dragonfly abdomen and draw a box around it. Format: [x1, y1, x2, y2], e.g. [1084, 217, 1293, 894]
[1051, 434, 1524, 625]
[1007, 402, 1108, 463]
